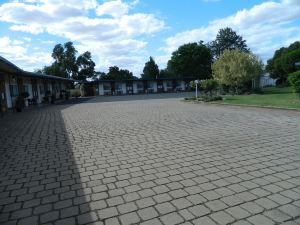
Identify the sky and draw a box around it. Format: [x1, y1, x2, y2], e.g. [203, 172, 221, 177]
[0, 0, 300, 77]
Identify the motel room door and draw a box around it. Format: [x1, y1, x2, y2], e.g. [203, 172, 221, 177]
[0, 77, 7, 113]
[31, 79, 39, 102]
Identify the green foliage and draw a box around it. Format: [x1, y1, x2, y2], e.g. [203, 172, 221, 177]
[142, 57, 159, 79]
[99, 66, 135, 80]
[39, 42, 95, 81]
[75, 51, 96, 81]
[266, 41, 300, 82]
[159, 69, 172, 78]
[209, 27, 250, 59]
[198, 95, 222, 102]
[281, 49, 300, 74]
[288, 71, 300, 96]
[167, 42, 212, 79]
[200, 79, 218, 95]
[212, 49, 263, 94]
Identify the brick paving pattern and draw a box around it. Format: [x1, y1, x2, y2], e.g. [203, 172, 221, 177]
[0, 93, 300, 225]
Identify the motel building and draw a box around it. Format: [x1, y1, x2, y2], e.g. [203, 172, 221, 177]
[0, 56, 73, 113]
[91, 77, 194, 96]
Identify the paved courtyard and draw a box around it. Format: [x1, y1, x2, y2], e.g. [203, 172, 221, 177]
[1, 93, 300, 225]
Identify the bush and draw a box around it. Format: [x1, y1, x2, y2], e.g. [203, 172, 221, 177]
[198, 95, 222, 102]
[288, 71, 300, 96]
[200, 79, 218, 95]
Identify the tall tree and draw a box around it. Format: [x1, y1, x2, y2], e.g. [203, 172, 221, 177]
[167, 42, 212, 79]
[141, 57, 159, 79]
[212, 49, 263, 94]
[266, 41, 300, 83]
[75, 51, 96, 81]
[210, 27, 250, 59]
[39, 42, 96, 81]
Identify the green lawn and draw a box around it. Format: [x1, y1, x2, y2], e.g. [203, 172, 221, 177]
[222, 87, 300, 109]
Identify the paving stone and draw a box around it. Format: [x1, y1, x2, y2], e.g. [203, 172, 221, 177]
[140, 218, 163, 225]
[136, 197, 156, 208]
[210, 211, 235, 224]
[155, 202, 176, 215]
[138, 207, 159, 220]
[188, 205, 210, 217]
[279, 204, 300, 218]
[205, 200, 228, 212]
[247, 214, 275, 225]
[192, 216, 217, 225]
[98, 207, 118, 220]
[40, 211, 59, 223]
[171, 197, 193, 209]
[18, 216, 39, 225]
[226, 206, 251, 219]
[117, 202, 138, 214]
[255, 197, 278, 210]
[55, 217, 76, 225]
[119, 212, 140, 225]
[263, 209, 291, 223]
[160, 212, 184, 225]
[78, 212, 98, 225]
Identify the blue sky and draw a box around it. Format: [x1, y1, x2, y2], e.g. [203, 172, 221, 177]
[0, 0, 299, 76]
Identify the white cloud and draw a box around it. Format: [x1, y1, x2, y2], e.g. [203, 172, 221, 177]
[96, 0, 129, 18]
[0, 0, 164, 75]
[0, 36, 53, 71]
[161, 0, 300, 65]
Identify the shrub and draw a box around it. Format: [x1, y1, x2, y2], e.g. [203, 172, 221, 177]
[199, 95, 222, 102]
[200, 79, 218, 95]
[288, 71, 300, 96]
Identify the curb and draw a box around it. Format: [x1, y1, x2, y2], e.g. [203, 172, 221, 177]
[183, 99, 300, 112]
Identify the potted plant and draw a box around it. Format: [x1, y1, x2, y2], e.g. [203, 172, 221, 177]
[15, 95, 25, 112]
[21, 92, 29, 107]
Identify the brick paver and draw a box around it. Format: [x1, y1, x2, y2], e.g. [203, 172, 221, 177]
[0, 93, 300, 225]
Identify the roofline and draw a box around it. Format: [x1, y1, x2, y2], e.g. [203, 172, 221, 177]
[0, 56, 74, 82]
[91, 77, 196, 84]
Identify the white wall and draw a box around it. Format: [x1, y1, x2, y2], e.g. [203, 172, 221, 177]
[133, 82, 138, 94]
[163, 81, 168, 92]
[5, 76, 12, 108]
[99, 83, 104, 95]
[122, 83, 126, 94]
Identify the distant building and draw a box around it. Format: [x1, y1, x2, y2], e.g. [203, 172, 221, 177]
[90, 77, 195, 96]
[260, 73, 277, 87]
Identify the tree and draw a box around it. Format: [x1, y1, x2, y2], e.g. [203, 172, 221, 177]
[75, 51, 96, 81]
[288, 71, 300, 96]
[167, 42, 212, 79]
[212, 49, 263, 94]
[39, 42, 96, 81]
[266, 41, 300, 83]
[209, 27, 250, 59]
[141, 57, 159, 79]
[200, 79, 218, 96]
[99, 66, 135, 80]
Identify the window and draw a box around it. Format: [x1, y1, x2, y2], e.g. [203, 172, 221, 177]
[9, 85, 18, 97]
[176, 81, 181, 88]
[103, 85, 111, 91]
[137, 83, 144, 89]
[23, 85, 29, 94]
[147, 82, 154, 89]
[115, 83, 122, 91]
[166, 81, 172, 87]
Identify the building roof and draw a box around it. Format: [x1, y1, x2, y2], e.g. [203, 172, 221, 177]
[91, 77, 196, 84]
[0, 56, 74, 82]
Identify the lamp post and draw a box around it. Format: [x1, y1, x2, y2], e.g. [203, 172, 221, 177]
[195, 80, 199, 98]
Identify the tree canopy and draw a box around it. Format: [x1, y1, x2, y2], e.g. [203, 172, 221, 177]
[40, 42, 96, 81]
[212, 49, 263, 93]
[209, 27, 250, 59]
[266, 41, 300, 82]
[141, 57, 159, 79]
[99, 66, 136, 80]
[167, 42, 212, 79]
